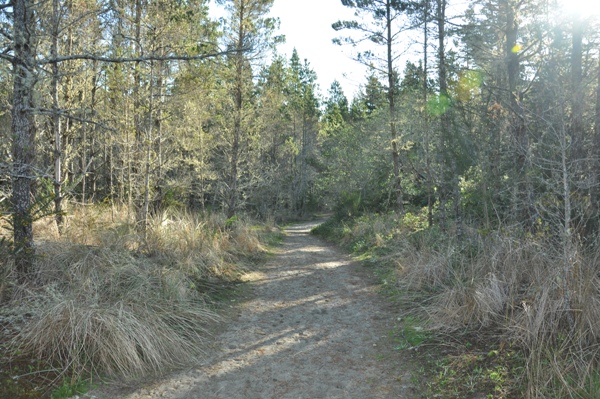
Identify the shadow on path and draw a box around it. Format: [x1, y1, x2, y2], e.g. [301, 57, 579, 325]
[95, 221, 415, 399]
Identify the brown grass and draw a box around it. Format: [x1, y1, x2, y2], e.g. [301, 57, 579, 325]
[320, 212, 600, 398]
[3, 206, 267, 380]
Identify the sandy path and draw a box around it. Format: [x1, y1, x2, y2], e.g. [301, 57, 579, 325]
[87, 221, 416, 399]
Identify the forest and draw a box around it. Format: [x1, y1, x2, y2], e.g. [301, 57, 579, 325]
[0, 0, 599, 397]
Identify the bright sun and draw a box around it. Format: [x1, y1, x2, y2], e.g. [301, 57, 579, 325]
[560, 0, 600, 18]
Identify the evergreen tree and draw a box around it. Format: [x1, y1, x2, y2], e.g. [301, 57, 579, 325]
[333, 0, 416, 213]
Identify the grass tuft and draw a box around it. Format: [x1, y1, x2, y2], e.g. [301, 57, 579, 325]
[3, 206, 269, 387]
[314, 212, 600, 398]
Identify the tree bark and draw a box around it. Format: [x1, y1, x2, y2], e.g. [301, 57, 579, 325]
[141, 61, 154, 235]
[133, 0, 143, 224]
[570, 16, 583, 168]
[592, 63, 600, 218]
[153, 61, 164, 213]
[11, 0, 38, 282]
[437, 0, 448, 232]
[227, 1, 246, 219]
[504, 0, 531, 229]
[423, 0, 433, 228]
[387, 0, 403, 213]
[51, 0, 63, 231]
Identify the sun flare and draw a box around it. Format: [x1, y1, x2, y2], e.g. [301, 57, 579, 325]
[560, 0, 600, 18]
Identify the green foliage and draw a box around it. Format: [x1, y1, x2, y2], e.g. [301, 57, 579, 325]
[50, 378, 89, 399]
[573, 371, 600, 399]
[160, 186, 187, 210]
[402, 211, 428, 232]
[252, 49, 322, 217]
[225, 214, 239, 228]
[318, 74, 398, 213]
[262, 227, 285, 247]
[29, 178, 59, 222]
[426, 347, 523, 399]
[311, 216, 346, 242]
[427, 93, 452, 116]
[393, 316, 430, 350]
[336, 191, 362, 218]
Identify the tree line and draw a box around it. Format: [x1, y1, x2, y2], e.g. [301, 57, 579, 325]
[0, 0, 324, 283]
[1, 0, 600, 288]
[323, 0, 600, 329]
[327, 0, 600, 243]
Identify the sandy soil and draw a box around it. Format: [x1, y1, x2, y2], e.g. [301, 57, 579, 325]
[84, 221, 417, 399]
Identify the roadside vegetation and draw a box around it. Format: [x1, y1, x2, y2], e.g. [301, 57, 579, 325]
[0, 205, 280, 399]
[313, 211, 600, 399]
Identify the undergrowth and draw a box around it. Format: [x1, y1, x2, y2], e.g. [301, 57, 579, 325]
[0, 206, 277, 397]
[312, 212, 600, 399]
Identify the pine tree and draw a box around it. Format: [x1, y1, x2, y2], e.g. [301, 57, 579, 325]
[333, 0, 416, 213]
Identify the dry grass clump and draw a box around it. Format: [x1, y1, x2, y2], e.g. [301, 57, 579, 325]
[17, 297, 216, 377]
[426, 272, 508, 328]
[398, 232, 600, 397]
[141, 211, 265, 279]
[395, 233, 555, 331]
[397, 241, 455, 290]
[6, 206, 266, 380]
[12, 236, 216, 378]
[317, 212, 600, 397]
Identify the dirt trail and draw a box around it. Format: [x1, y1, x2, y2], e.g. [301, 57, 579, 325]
[87, 221, 416, 399]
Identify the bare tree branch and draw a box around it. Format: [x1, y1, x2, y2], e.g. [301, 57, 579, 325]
[38, 48, 243, 65]
[34, 108, 118, 132]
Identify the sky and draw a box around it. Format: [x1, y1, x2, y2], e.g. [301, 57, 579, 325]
[209, 0, 600, 101]
[209, 0, 370, 101]
[267, 0, 369, 100]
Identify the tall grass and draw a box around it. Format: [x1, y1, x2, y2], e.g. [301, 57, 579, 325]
[314, 212, 600, 398]
[3, 206, 267, 379]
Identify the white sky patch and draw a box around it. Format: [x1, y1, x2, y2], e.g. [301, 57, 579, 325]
[268, 0, 369, 100]
[209, 0, 370, 100]
[558, 0, 600, 18]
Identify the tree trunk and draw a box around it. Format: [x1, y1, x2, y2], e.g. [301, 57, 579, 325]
[133, 0, 143, 224]
[87, 61, 99, 202]
[560, 124, 576, 330]
[423, 0, 433, 228]
[592, 63, 600, 218]
[227, 2, 246, 219]
[570, 16, 583, 169]
[504, 0, 531, 229]
[81, 126, 87, 204]
[570, 16, 584, 234]
[51, 0, 63, 232]
[387, 0, 403, 214]
[437, 0, 462, 238]
[11, 0, 37, 282]
[153, 61, 165, 213]
[437, 0, 448, 232]
[141, 61, 154, 235]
